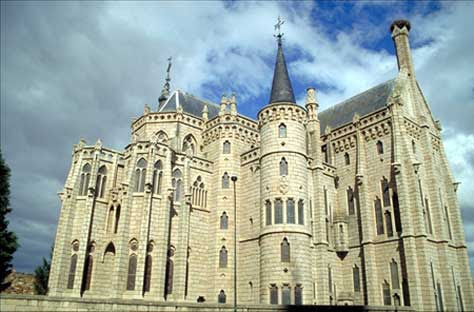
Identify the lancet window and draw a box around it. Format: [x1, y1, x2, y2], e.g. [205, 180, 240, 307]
[383, 281, 391, 305]
[218, 290, 226, 303]
[298, 199, 304, 225]
[220, 212, 228, 230]
[67, 241, 79, 289]
[127, 252, 137, 291]
[134, 158, 147, 192]
[347, 187, 355, 215]
[353, 265, 360, 292]
[79, 163, 91, 196]
[165, 247, 175, 296]
[182, 134, 196, 156]
[172, 169, 183, 202]
[223, 140, 231, 154]
[265, 200, 272, 226]
[219, 246, 228, 268]
[282, 285, 291, 305]
[377, 140, 384, 155]
[279, 123, 287, 138]
[375, 197, 384, 235]
[222, 172, 229, 189]
[82, 244, 94, 291]
[287, 199, 295, 224]
[279, 158, 288, 176]
[390, 260, 400, 290]
[275, 199, 283, 224]
[344, 152, 350, 165]
[152, 160, 162, 194]
[96, 165, 107, 198]
[270, 284, 278, 304]
[143, 242, 153, 293]
[294, 285, 303, 305]
[191, 176, 207, 208]
[281, 238, 290, 262]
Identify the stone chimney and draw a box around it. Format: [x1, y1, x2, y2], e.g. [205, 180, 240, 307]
[391, 19, 415, 77]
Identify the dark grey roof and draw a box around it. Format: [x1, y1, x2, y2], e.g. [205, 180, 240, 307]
[319, 79, 396, 135]
[159, 90, 221, 119]
[269, 41, 296, 104]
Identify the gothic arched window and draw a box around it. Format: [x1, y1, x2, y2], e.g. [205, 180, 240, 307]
[96, 165, 107, 198]
[275, 199, 283, 224]
[412, 140, 416, 154]
[106, 206, 114, 233]
[344, 152, 350, 165]
[270, 284, 278, 304]
[127, 254, 137, 290]
[172, 169, 183, 202]
[281, 238, 290, 262]
[377, 140, 384, 155]
[280, 158, 288, 176]
[282, 285, 291, 305]
[114, 205, 121, 233]
[79, 163, 91, 196]
[83, 254, 93, 291]
[219, 246, 228, 268]
[220, 212, 228, 230]
[143, 254, 152, 293]
[183, 134, 196, 156]
[265, 200, 272, 226]
[165, 247, 175, 296]
[279, 123, 287, 138]
[383, 281, 391, 305]
[218, 290, 226, 303]
[385, 211, 393, 237]
[298, 199, 304, 225]
[287, 199, 295, 224]
[347, 187, 355, 215]
[223, 141, 231, 154]
[222, 172, 230, 189]
[152, 160, 163, 194]
[295, 285, 303, 305]
[375, 197, 384, 235]
[67, 254, 78, 289]
[134, 158, 147, 192]
[191, 176, 207, 208]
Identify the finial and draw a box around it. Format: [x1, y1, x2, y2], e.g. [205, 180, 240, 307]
[202, 103, 209, 122]
[158, 56, 173, 109]
[274, 16, 285, 45]
[219, 93, 227, 116]
[230, 92, 237, 115]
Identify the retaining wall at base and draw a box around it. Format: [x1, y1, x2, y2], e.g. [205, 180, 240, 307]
[0, 294, 415, 312]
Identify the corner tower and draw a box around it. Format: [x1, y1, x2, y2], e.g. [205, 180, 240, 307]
[257, 20, 312, 305]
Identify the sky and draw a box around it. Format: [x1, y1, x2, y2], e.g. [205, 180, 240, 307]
[1, 1, 474, 274]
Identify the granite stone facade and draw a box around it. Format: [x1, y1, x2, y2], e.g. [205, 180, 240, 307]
[46, 20, 474, 311]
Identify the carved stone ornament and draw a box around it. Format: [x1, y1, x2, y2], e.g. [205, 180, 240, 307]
[356, 174, 364, 186]
[280, 176, 289, 194]
[306, 87, 317, 104]
[95, 139, 102, 150]
[88, 186, 96, 197]
[392, 162, 402, 175]
[110, 187, 120, 203]
[145, 182, 153, 193]
[413, 162, 421, 174]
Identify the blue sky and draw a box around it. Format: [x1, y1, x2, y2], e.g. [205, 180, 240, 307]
[1, 1, 474, 275]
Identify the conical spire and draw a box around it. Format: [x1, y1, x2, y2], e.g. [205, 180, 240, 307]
[269, 18, 295, 104]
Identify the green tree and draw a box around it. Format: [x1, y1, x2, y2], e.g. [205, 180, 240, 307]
[34, 246, 52, 295]
[0, 149, 18, 289]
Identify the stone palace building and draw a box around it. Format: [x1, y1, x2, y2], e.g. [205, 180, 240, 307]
[47, 20, 473, 311]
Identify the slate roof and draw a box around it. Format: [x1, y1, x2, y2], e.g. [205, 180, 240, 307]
[319, 79, 396, 135]
[158, 90, 222, 119]
[269, 41, 296, 104]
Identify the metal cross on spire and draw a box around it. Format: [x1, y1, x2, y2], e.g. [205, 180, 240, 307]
[274, 16, 285, 44]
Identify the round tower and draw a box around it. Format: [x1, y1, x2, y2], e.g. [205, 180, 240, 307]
[257, 30, 312, 305]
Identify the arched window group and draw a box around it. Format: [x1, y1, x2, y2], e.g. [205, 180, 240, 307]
[79, 163, 91, 196]
[152, 161, 163, 195]
[95, 166, 107, 198]
[191, 176, 207, 208]
[375, 177, 402, 237]
[172, 169, 183, 202]
[266, 198, 304, 226]
[134, 158, 147, 192]
[183, 134, 196, 156]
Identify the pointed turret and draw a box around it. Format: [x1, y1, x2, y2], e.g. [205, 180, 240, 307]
[269, 35, 296, 104]
[158, 57, 173, 109]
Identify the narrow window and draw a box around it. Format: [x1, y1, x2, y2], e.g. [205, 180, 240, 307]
[375, 197, 384, 235]
[391, 260, 400, 290]
[275, 199, 283, 224]
[425, 199, 433, 234]
[270, 284, 278, 304]
[328, 266, 333, 293]
[67, 254, 78, 289]
[223, 141, 231, 154]
[279, 123, 287, 138]
[96, 165, 107, 198]
[143, 254, 152, 292]
[383, 281, 391, 305]
[107, 206, 114, 233]
[265, 201, 272, 226]
[220, 212, 228, 230]
[347, 187, 355, 215]
[298, 200, 304, 225]
[219, 246, 227, 268]
[165, 258, 174, 295]
[218, 290, 226, 303]
[185, 248, 190, 297]
[153, 161, 162, 194]
[445, 206, 452, 240]
[282, 285, 291, 305]
[127, 254, 137, 290]
[295, 285, 303, 305]
[381, 178, 391, 207]
[322, 145, 329, 163]
[222, 172, 229, 189]
[324, 187, 328, 215]
[280, 158, 288, 176]
[394, 294, 401, 306]
[83, 254, 93, 291]
[418, 179, 424, 207]
[134, 158, 147, 192]
[281, 238, 290, 262]
[353, 265, 360, 292]
[437, 282, 444, 311]
[172, 169, 183, 201]
[326, 218, 330, 243]
[403, 279, 411, 306]
[377, 140, 384, 155]
[287, 199, 295, 224]
[385, 211, 393, 237]
[412, 140, 416, 154]
[393, 192, 402, 233]
[457, 286, 464, 312]
[344, 152, 350, 165]
[114, 205, 121, 233]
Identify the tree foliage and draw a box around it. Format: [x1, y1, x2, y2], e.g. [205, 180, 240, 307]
[0, 149, 18, 287]
[34, 246, 52, 295]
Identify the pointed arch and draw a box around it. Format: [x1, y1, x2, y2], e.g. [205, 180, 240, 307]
[95, 165, 107, 198]
[279, 157, 288, 176]
[183, 134, 197, 156]
[134, 158, 147, 192]
[376, 140, 384, 155]
[381, 177, 391, 207]
[106, 206, 115, 233]
[344, 152, 350, 165]
[265, 200, 272, 226]
[281, 238, 290, 262]
[152, 160, 163, 194]
[347, 187, 355, 215]
[286, 198, 295, 224]
[390, 259, 400, 290]
[67, 254, 78, 289]
[219, 246, 228, 268]
[79, 163, 92, 196]
[222, 172, 230, 189]
[220, 212, 228, 230]
[353, 264, 360, 292]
